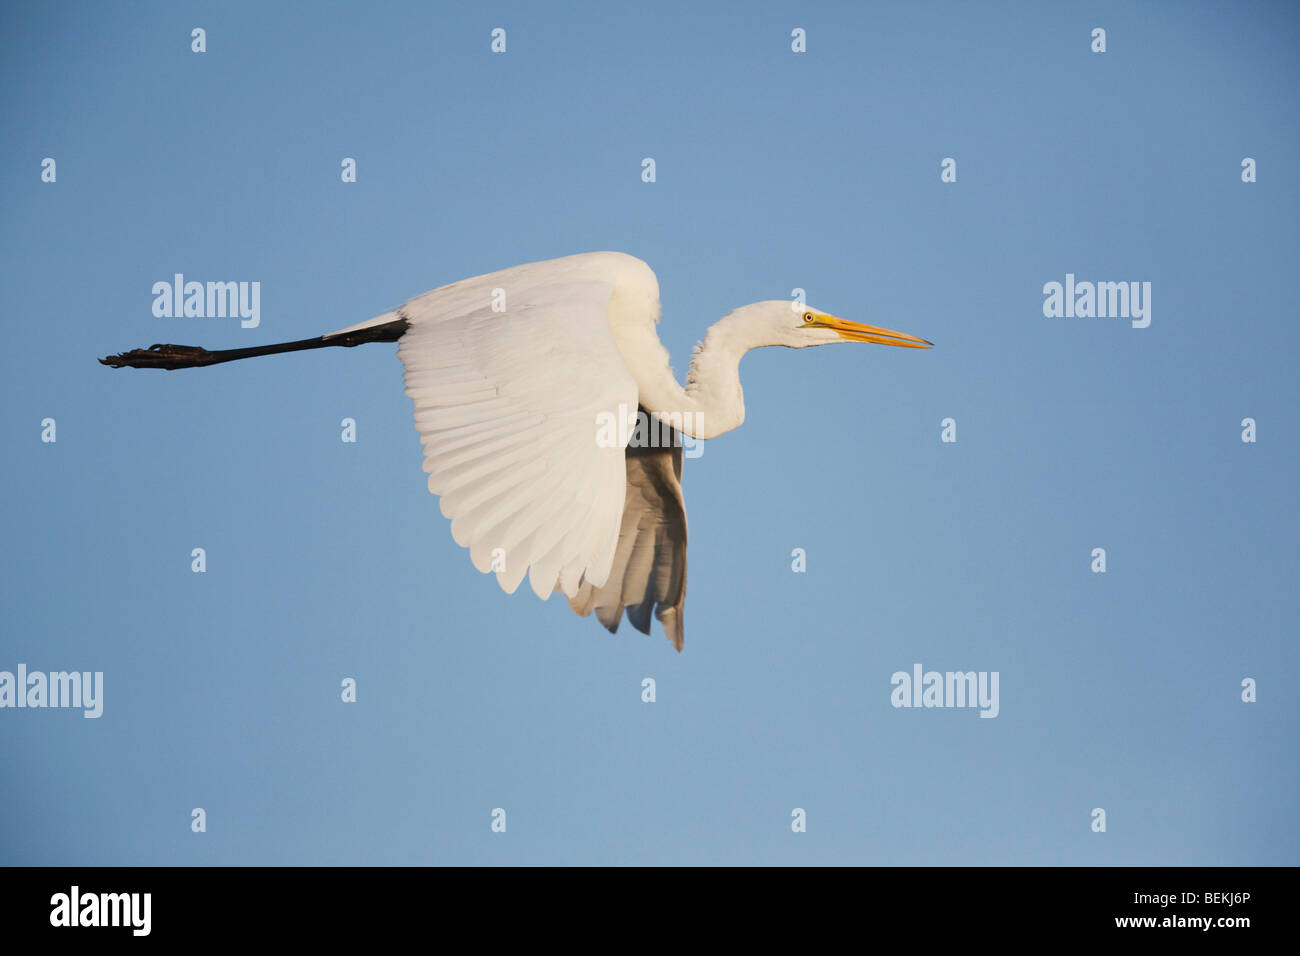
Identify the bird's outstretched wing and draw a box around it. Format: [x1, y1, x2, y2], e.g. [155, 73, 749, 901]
[565, 424, 688, 650]
[377, 254, 652, 600]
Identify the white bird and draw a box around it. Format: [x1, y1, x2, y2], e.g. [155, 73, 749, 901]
[102, 252, 931, 650]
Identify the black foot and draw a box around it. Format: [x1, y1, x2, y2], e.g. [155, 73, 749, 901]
[99, 344, 213, 370]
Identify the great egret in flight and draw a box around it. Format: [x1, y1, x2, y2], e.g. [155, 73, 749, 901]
[102, 252, 931, 650]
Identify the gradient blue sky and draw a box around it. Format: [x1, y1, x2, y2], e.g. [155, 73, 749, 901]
[2, 0, 1296, 865]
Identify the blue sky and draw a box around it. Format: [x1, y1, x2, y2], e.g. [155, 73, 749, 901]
[2, 0, 1296, 865]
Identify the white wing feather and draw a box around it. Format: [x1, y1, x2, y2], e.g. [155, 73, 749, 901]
[340, 253, 654, 600]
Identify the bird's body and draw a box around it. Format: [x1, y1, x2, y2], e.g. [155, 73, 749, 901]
[102, 252, 931, 650]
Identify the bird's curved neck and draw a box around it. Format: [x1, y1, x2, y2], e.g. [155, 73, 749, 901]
[631, 311, 753, 441]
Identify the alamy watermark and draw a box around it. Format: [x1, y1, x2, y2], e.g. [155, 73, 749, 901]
[1042, 273, 1151, 328]
[890, 663, 999, 718]
[50, 886, 150, 936]
[595, 404, 704, 458]
[152, 274, 261, 328]
[0, 664, 103, 718]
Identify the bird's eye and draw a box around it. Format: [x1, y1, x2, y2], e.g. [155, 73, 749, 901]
[802, 312, 814, 323]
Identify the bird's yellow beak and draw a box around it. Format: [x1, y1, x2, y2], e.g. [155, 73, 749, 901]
[809, 313, 933, 349]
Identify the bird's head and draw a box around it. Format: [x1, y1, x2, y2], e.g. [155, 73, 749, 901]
[734, 300, 933, 351]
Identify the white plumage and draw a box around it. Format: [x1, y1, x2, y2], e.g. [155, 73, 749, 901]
[105, 251, 931, 650]
[394, 255, 642, 601]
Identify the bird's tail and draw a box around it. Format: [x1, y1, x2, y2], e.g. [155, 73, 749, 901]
[323, 310, 402, 341]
